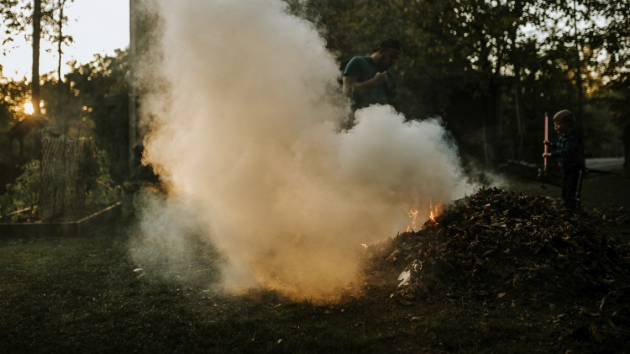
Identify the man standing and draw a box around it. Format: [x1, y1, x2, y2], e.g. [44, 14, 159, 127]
[342, 38, 401, 128]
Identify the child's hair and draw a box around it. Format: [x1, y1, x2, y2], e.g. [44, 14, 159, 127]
[553, 110, 575, 126]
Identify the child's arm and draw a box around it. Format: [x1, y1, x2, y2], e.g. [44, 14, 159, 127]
[550, 135, 580, 158]
[542, 139, 560, 158]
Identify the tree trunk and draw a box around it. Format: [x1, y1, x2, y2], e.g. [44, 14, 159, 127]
[57, 0, 64, 88]
[510, 0, 525, 160]
[32, 0, 42, 116]
[57, 0, 65, 133]
[624, 122, 630, 178]
[573, 0, 586, 163]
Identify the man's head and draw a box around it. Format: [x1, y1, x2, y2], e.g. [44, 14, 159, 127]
[372, 38, 401, 70]
[553, 109, 575, 135]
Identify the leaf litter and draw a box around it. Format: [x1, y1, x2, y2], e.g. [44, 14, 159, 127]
[362, 188, 630, 345]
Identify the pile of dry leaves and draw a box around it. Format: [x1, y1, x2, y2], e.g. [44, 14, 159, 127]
[365, 188, 630, 302]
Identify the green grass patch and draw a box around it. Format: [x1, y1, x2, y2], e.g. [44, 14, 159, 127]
[0, 228, 531, 353]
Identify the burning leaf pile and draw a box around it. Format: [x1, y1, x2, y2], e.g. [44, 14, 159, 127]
[365, 188, 630, 302]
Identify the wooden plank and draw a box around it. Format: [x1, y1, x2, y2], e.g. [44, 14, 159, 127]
[0, 202, 122, 238]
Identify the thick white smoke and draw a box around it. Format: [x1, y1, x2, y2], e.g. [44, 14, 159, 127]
[137, 0, 474, 300]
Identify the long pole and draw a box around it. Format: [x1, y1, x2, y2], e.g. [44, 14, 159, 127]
[544, 112, 548, 171]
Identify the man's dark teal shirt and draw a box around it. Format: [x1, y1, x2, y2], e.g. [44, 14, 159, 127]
[343, 56, 394, 112]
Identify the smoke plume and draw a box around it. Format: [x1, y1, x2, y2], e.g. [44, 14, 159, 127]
[135, 0, 474, 301]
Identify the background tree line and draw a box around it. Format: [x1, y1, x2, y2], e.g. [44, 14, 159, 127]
[0, 49, 129, 180]
[1, 0, 628, 193]
[0, 0, 128, 194]
[0, 0, 128, 219]
[289, 0, 629, 174]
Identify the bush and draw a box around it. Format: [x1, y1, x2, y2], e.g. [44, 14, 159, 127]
[0, 160, 40, 222]
[1, 140, 122, 222]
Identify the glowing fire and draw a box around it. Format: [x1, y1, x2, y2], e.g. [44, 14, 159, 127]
[406, 209, 419, 232]
[402, 200, 443, 233]
[429, 198, 443, 225]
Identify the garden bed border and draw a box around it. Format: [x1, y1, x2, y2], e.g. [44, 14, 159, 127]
[0, 202, 122, 238]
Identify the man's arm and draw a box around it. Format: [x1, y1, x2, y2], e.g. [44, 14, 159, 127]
[343, 72, 388, 98]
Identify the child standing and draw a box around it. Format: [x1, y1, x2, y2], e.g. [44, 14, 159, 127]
[543, 110, 584, 210]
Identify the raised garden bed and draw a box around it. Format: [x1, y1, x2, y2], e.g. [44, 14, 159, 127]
[0, 202, 122, 238]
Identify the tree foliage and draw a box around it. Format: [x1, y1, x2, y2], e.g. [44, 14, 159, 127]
[0, 75, 29, 131]
[0, 159, 39, 220]
[0, 0, 68, 47]
[45, 49, 130, 182]
[0, 48, 129, 218]
[1, 49, 129, 197]
[1, 0, 74, 115]
[293, 0, 627, 162]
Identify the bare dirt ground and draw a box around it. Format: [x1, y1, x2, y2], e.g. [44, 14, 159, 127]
[0, 169, 628, 353]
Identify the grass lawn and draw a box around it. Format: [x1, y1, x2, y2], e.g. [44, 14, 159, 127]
[1, 170, 629, 353]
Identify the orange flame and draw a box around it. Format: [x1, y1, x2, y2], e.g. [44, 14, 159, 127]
[429, 198, 443, 225]
[403, 201, 443, 233]
[405, 209, 419, 232]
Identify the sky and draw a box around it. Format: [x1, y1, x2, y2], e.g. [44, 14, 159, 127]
[1, 0, 129, 80]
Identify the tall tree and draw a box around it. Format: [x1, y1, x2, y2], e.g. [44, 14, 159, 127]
[592, 0, 630, 175]
[31, 0, 41, 115]
[54, 0, 72, 89]
[46, 49, 130, 181]
[51, 0, 72, 135]
[0, 0, 62, 115]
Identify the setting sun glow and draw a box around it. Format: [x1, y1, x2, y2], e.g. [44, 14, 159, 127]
[23, 102, 35, 115]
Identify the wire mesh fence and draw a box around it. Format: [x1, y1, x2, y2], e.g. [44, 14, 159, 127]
[39, 137, 93, 222]
[1, 135, 120, 223]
